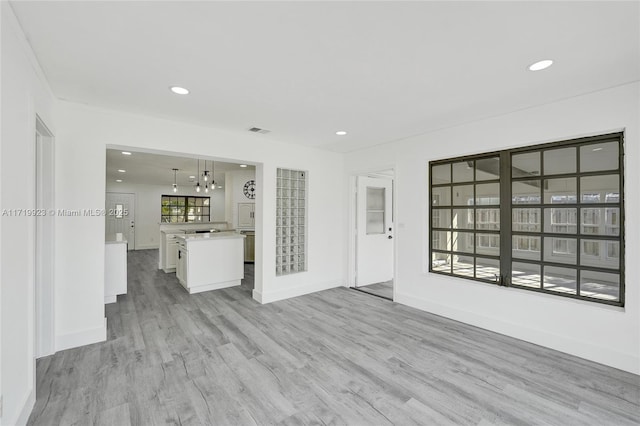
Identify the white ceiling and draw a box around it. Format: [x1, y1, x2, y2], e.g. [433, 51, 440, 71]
[11, 1, 640, 153]
[106, 149, 255, 187]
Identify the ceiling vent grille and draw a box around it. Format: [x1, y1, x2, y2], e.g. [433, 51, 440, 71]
[248, 127, 270, 134]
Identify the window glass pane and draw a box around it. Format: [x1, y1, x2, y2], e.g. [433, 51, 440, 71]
[581, 240, 619, 270]
[475, 258, 500, 281]
[544, 237, 577, 265]
[475, 157, 500, 181]
[452, 255, 474, 277]
[432, 231, 450, 251]
[432, 164, 451, 184]
[187, 197, 195, 206]
[512, 236, 541, 260]
[544, 147, 576, 175]
[475, 208, 499, 230]
[432, 209, 451, 229]
[581, 208, 620, 236]
[512, 208, 541, 232]
[543, 266, 577, 295]
[453, 185, 474, 206]
[544, 208, 577, 234]
[431, 187, 451, 206]
[476, 183, 500, 204]
[512, 152, 540, 177]
[452, 232, 474, 254]
[512, 180, 541, 204]
[511, 208, 541, 232]
[580, 270, 620, 301]
[581, 175, 619, 203]
[366, 212, 385, 235]
[452, 208, 474, 229]
[544, 178, 576, 204]
[203, 198, 210, 206]
[452, 161, 474, 182]
[475, 233, 499, 256]
[367, 187, 385, 210]
[432, 252, 451, 272]
[580, 141, 618, 173]
[512, 262, 540, 288]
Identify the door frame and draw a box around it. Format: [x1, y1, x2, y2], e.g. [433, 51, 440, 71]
[105, 192, 136, 250]
[348, 166, 397, 299]
[35, 115, 55, 358]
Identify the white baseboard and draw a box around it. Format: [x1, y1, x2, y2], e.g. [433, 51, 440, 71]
[253, 280, 342, 304]
[395, 291, 639, 375]
[12, 388, 35, 426]
[55, 318, 107, 352]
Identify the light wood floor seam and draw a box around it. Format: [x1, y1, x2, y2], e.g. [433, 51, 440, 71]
[28, 249, 639, 425]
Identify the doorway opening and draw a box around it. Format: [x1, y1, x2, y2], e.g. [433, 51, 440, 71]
[35, 116, 55, 358]
[104, 148, 261, 302]
[350, 169, 395, 301]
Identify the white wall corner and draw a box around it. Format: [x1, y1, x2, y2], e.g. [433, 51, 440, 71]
[255, 280, 343, 304]
[55, 318, 107, 352]
[12, 388, 35, 426]
[395, 291, 639, 375]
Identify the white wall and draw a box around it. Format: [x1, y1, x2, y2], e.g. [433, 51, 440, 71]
[344, 82, 640, 374]
[54, 100, 344, 348]
[105, 182, 226, 249]
[225, 169, 256, 229]
[0, 3, 58, 425]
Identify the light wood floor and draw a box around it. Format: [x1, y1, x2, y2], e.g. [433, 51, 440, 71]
[28, 250, 639, 425]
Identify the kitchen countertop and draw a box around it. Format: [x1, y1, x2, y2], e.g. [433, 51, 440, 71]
[175, 232, 245, 242]
[106, 233, 128, 244]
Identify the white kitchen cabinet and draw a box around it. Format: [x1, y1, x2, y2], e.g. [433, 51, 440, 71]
[105, 235, 127, 304]
[175, 233, 244, 294]
[238, 203, 255, 228]
[176, 245, 188, 284]
[166, 239, 179, 270]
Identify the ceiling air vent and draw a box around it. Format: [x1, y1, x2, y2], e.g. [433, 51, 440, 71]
[248, 127, 270, 134]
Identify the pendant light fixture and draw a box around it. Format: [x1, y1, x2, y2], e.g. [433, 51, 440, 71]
[195, 159, 201, 193]
[203, 160, 210, 182]
[211, 160, 216, 190]
[172, 168, 178, 193]
[204, 160, 210, 193]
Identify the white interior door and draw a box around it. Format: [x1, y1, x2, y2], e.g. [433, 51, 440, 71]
[35, 124, 55, 358]
[356, 176, 393, 286]
[105, 192, 135, 250]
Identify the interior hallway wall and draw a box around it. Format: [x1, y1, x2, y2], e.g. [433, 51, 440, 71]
[1, 3, 58, 424]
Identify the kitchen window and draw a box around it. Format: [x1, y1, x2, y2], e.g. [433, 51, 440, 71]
[161, 195, 210, 223]
[429, 132, 625, 306]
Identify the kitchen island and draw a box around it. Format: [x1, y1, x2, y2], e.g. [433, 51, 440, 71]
[175, 232, 245, 294]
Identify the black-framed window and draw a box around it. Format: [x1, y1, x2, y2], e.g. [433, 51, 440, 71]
[161, 195, 210, 223]
[429, 132, 625, 306]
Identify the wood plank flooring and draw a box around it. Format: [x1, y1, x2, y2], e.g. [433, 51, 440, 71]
[28, 249, 639, 425]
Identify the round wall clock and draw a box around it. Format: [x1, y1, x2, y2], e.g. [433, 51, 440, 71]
[243, 180, 256, 199]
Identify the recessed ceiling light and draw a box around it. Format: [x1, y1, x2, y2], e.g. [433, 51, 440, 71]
[170, 86, 190, 95]
[592, 147, 603, 152]
[121, 151, 132, 155]
[336, 131, 347, 136]
[116, 179, 122, 183]
[218, 186, 224, 189]
[528, 60, 553, 71]
[118, 169, 126, 173]
[239, 164, 247, 168]
[189, 175, 196, 179]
